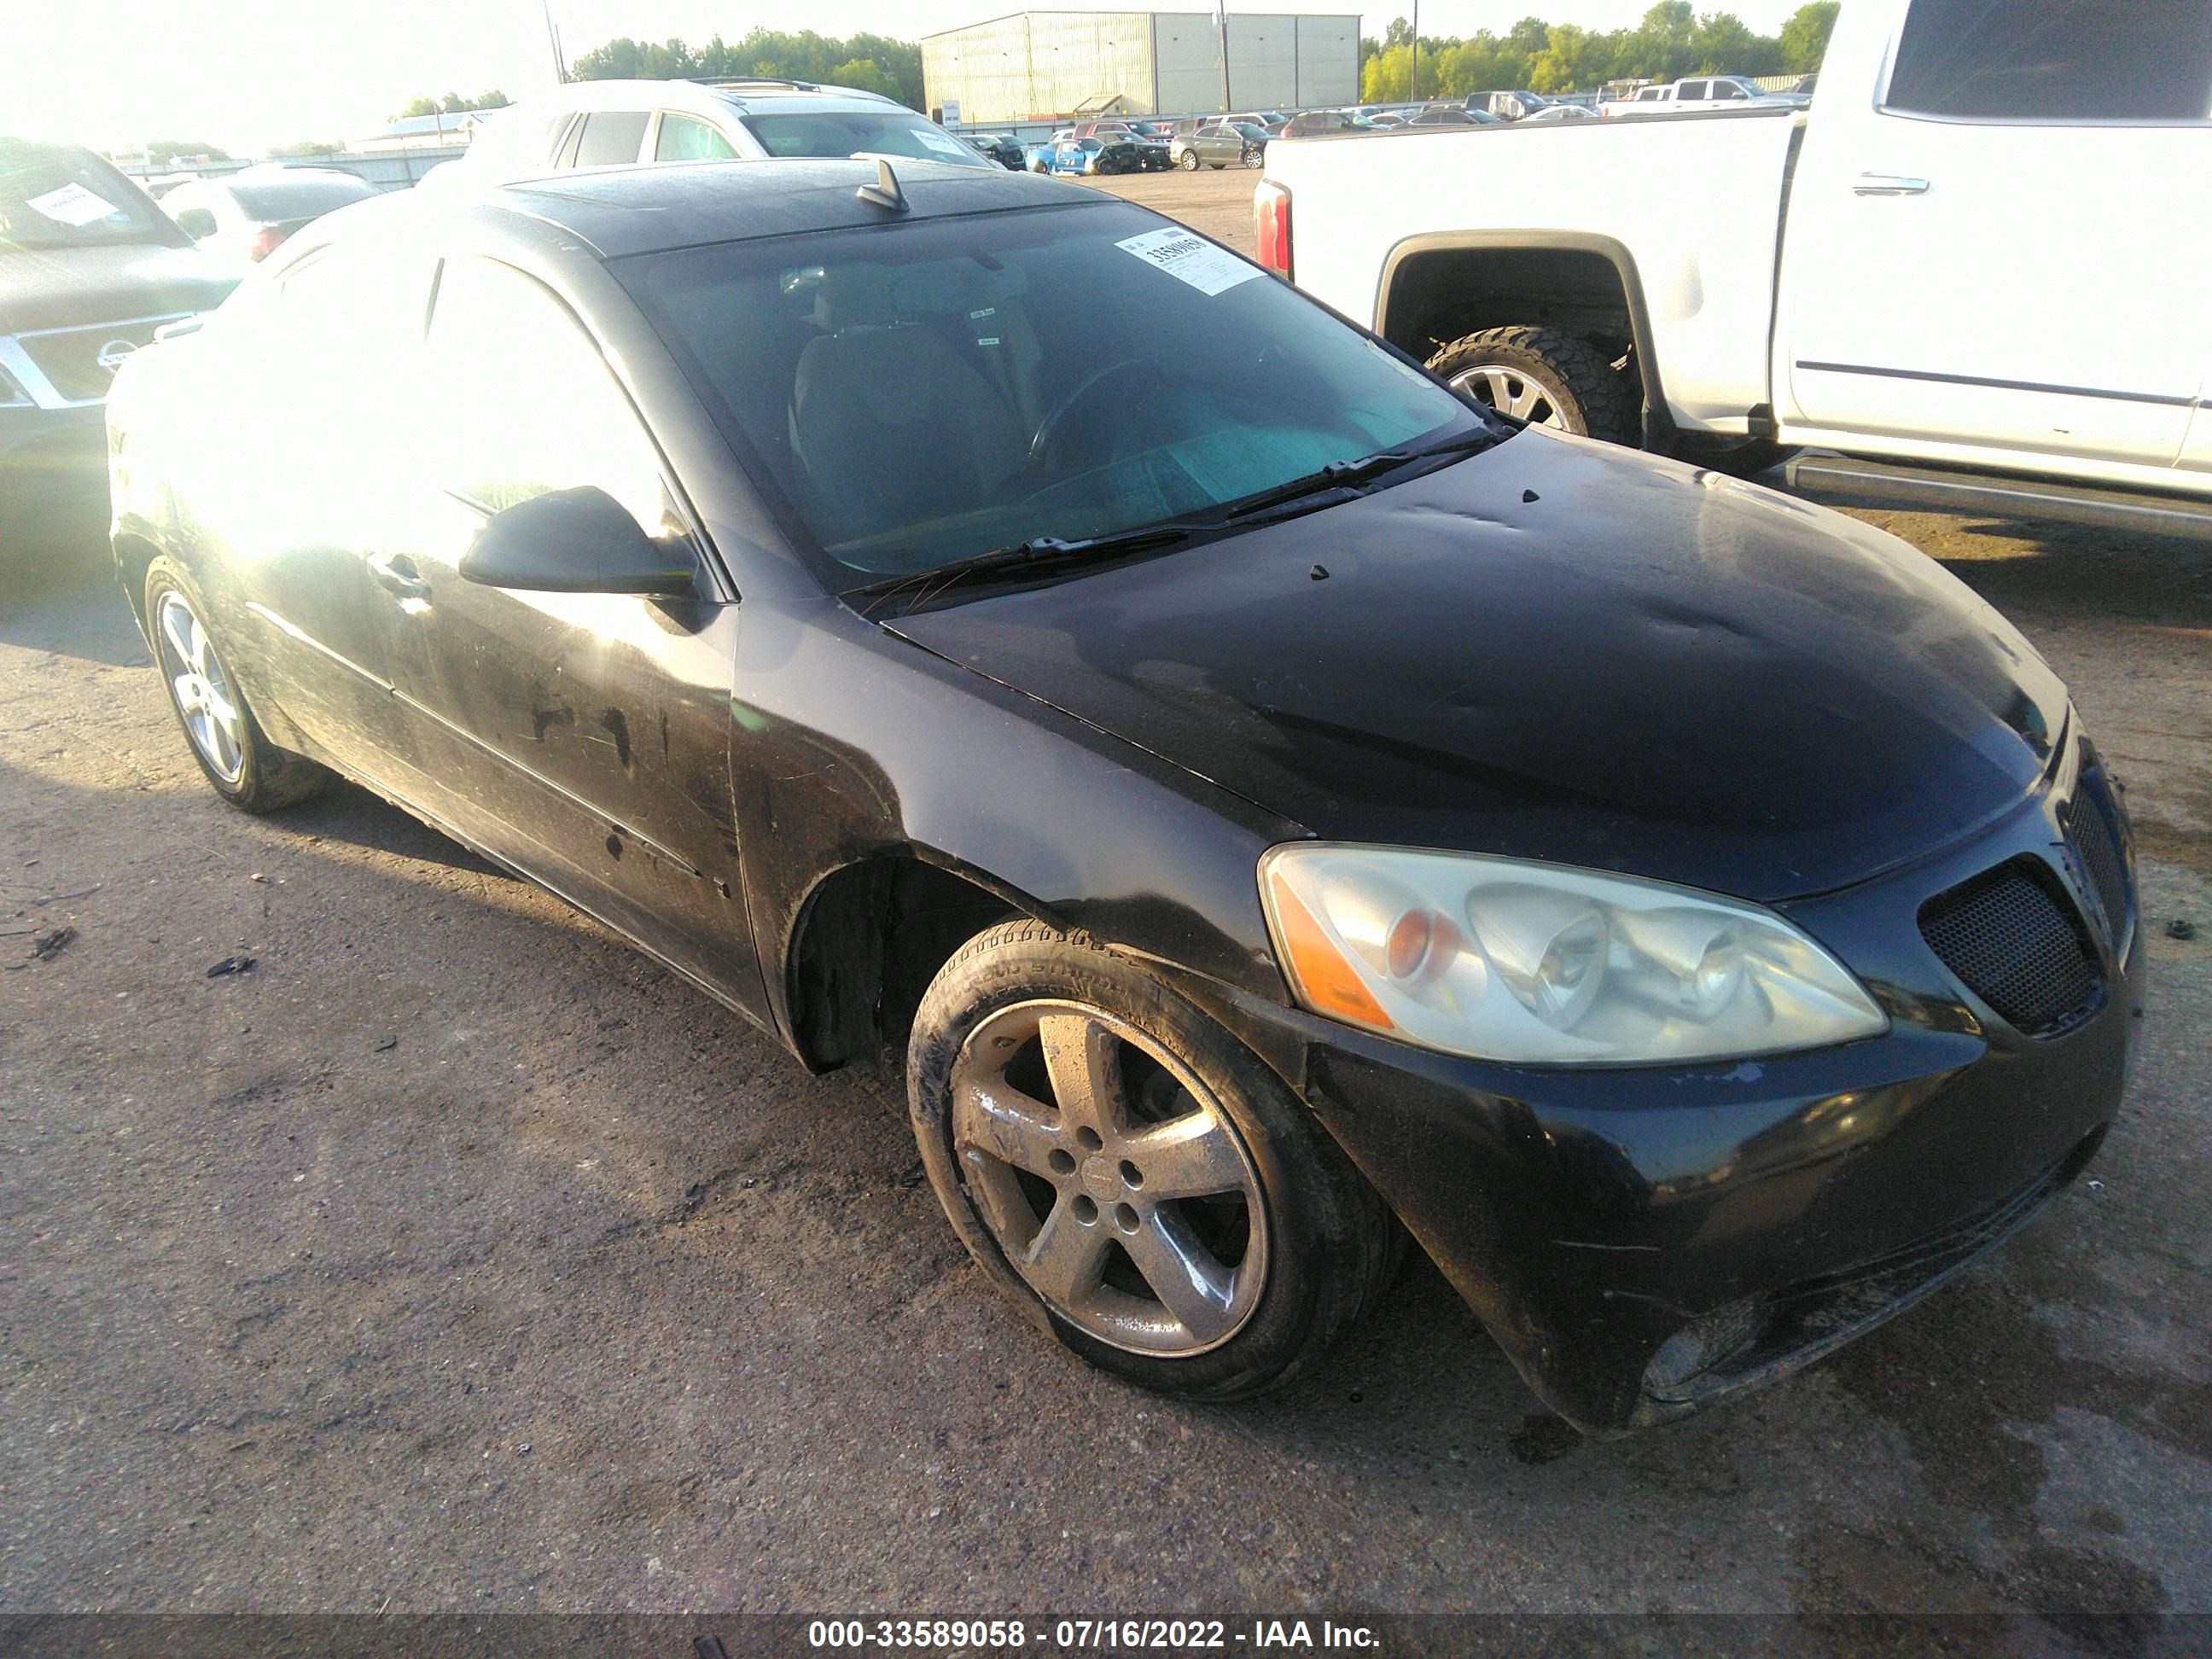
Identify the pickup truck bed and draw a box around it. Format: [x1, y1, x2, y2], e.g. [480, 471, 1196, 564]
[1278, 108, 1799, 448]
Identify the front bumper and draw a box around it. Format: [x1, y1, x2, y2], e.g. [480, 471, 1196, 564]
[1185, 734, 2143, 1435]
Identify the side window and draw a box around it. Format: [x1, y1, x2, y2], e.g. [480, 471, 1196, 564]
[573, 111, 649, 167]
[424, 256, 674, 536]
[1887, 0, 2212, 121]
[263, 244, 430, 375]
[1713, 80, 1746, 101]
[655, 114, 737, 162]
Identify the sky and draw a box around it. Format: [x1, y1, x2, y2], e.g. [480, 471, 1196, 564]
[4, 0, 1809, 155]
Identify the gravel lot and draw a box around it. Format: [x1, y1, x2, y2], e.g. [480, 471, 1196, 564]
[3, 167, 2209, 1641]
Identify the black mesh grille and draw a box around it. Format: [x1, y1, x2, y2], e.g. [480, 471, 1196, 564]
[1919, 861, 2102, 1038]
[2067, 771, 2131, 955]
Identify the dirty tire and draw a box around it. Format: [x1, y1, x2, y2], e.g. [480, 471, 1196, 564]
[909, 920, 1397, 1400]
[1427, 324, 1640, 446]
[143, 556, 329, 814]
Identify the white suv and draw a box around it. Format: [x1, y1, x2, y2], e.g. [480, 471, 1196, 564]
[457, 79, 993, 179]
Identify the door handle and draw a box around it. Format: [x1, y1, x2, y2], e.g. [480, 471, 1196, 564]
[367, 550, 431, 604]
[1854, 172, 1930, 195]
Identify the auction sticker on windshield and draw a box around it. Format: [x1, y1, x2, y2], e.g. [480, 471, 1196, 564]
[1115, 227, 1259, 297]
[27, 183, 119, 226]
[911, 127, 972, 158]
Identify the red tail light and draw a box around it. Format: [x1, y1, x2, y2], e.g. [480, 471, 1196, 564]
[247, 226, 288, 262]
[1254, 181, 1292, 280]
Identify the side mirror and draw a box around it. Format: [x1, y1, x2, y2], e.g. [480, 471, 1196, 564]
[173, 207, 218, 239]
[460, 486, 696, 597]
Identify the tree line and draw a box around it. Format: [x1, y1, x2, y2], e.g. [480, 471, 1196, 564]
[1359, 2, 1837, 102]
[568, 29, 924, 113]
[389, 90, 512, 122]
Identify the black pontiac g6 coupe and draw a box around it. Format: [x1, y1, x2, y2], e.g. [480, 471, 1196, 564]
[104, 159, 2142, 1434]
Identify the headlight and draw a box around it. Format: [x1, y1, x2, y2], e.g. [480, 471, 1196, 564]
[1259, 844, 1887, 1065]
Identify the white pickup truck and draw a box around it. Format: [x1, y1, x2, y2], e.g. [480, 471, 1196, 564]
[1256, 0, 2212, 527]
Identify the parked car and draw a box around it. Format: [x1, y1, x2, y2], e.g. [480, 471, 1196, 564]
[160, 166, 381, 265]
[1364, 112, 1412, 128]
[455, 78, 993, 180]
[1463, 90, 1554, 120]
[1602, 75, 1803, 118]
[963, 132, 1027, 170]
[1171, 122, 1269, 170]
[1071, 120, 1172, 149]
[0, 136, 236, 558]
[1524, 102, 1599, 123]
[1407, 105, 1495, 127]
[1226, 111, 1290, 132]
[1282, 110, 1377, 137]
[107, 155, 2139, 1435]
[1028, 135, 1168, 175]
[1261, 0, 2212, 515]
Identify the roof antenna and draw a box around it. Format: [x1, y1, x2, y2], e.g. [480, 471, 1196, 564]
[854, 157, 909, 212]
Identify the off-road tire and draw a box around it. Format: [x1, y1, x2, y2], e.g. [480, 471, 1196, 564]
[143, 556, 329, 813]
[1427, 324, 1641, 445]
[909, 920, 1400, 1400]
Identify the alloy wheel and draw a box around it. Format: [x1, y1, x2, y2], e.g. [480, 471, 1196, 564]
[154, 590, 245, 783]
[1447, 363, 1570, 428]
[949, 999, 1268, 1355]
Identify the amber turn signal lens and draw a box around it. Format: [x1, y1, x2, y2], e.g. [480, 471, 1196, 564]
[1267, 871, 1394, 1031]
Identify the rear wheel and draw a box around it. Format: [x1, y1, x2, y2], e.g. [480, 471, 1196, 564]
[1427, 324, 1640, 446]
[1242, 146, 1264, 169]
[143, 558, 329, 813]
[908, 921, 1399, 1400]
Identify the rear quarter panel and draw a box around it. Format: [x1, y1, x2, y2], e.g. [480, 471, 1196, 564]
[1266, 115, 1801, 431]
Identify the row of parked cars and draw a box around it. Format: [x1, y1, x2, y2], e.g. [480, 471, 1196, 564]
[958, 75, 1819, 168]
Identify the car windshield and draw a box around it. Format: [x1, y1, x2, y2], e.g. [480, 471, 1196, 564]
[738, 111, 992, 168]
[621, 201, 1489, 585]
[0, 140, 176, 251]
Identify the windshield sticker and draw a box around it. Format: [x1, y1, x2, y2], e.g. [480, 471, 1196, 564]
[1115, 228, 1258, 298]
[27, 182, 121, 227]
[911, 126, 969, 157]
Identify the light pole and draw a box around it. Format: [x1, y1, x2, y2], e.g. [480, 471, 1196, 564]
[1217, 3, 1232, 114]
[541, 0, 568, 84]
[1409, 1, 1420, 103]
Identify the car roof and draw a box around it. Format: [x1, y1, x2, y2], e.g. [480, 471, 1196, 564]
[517, 78, 905, 119]
[477, 155, 1097, 260]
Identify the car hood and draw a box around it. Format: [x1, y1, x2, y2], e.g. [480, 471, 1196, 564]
[0, 242, 238, 335]
[886, 431, 2069, 904]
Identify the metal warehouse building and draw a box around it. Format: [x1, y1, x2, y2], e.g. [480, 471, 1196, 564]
[922, 10, 1360, 123]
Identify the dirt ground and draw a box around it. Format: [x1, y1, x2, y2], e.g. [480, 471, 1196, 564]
[2, 166, 2209, 1642]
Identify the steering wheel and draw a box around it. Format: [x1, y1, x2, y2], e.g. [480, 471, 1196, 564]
[1027, 358, 1157, 466]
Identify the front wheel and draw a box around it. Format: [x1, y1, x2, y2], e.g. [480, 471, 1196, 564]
[1179, 148, 1200, 171]
[908, 921, 1400, 1400]
[1426, 324, 1640, 446]
[143, 557, 329, 812]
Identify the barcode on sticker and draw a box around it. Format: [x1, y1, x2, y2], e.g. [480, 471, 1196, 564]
[1115, 227, 1260, 297]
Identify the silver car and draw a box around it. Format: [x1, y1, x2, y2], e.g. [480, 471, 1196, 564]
[457, 78, 993, 181]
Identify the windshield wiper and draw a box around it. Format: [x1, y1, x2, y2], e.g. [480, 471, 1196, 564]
[1223, 423, 1504, 521]
[850, 522, 1208, 605]
[850, 423, 1505, 610]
